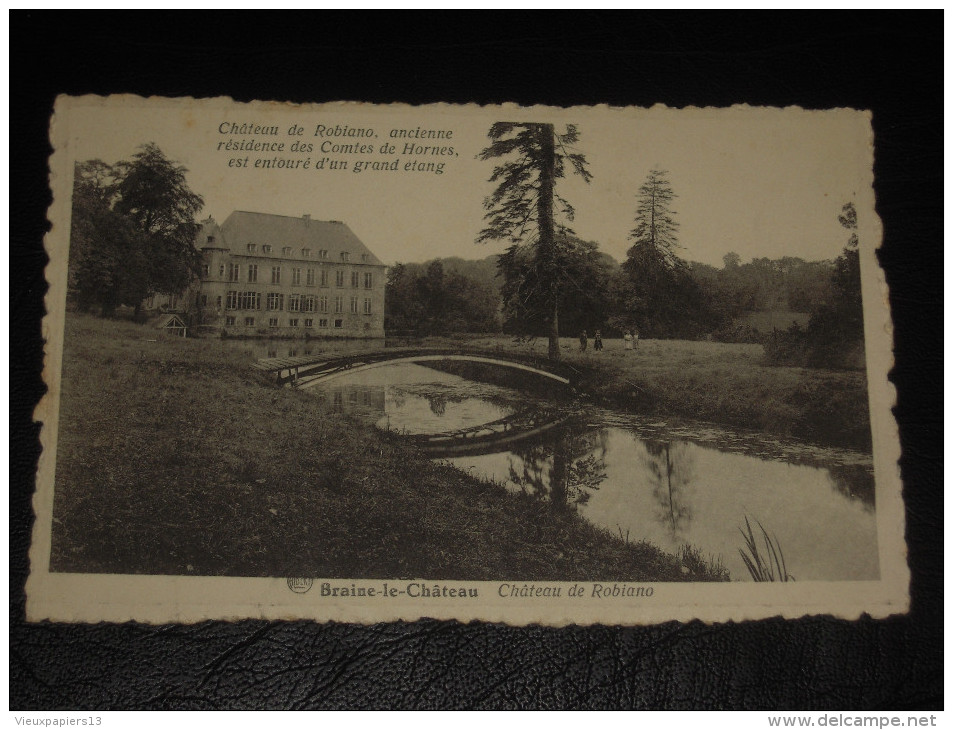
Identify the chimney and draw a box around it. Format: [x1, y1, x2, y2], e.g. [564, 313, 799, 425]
[303, 214, 311, 226]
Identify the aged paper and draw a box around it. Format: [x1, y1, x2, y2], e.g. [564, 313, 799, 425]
[28, 96, 907, 624]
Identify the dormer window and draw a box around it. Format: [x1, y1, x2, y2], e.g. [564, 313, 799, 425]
[247, 243, 257, 253]
[319, 249, 329, 259]
[262, 244, 272, 254]
[361, 253, 369, 263]
[302, 248, 311, 258]
[340, 251, 350, 262]
[207, 235, 215, 244]
[282, 246, 292, 256]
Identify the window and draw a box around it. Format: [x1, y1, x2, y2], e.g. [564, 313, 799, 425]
[219, 264, 225, 277]
[319, 318, 328, 328]
[302, 248, 311, 258]
[364, 272, 373, 289]
[288, 348, 297, 357]
[202, 264, 210, 278]
[361, 253, 369, 262]
[207, 235, 216, 244]
[319, 249, 328, 259]
[334, 296, 343, 314]
[216, 295, 222, 310]
[306, 268, 315, 286]
[289, 318, 299, 327]
[304, 295, 315, 312]
[319, 296, 328, 313]
[269, 317, 279, 328]
[271, 266, 281, 284]
[228, 263, 239, 282]
[248, 264, 258, 283]
[262, 244, 273, 254]
[288, 294, 301, 312]
[238, 292, 261, 310]
[340, 251, 350, 262]
[334, 319, 343, 328]
[292, 268, 302, 285]
[226, 291, 239, 310]
[225, 316, 236, 326]
[267, 293, 284, 311]
[351, 271, 359, 288]
[335, 270, 345, 287]
[247, 244, 257, 253]
[304, 318, 314, 328]
[200, 294, 208, 306]
[244, 316, 255, 326]
[282, 246, 292, 256]
[320, 269, 329, 287]
[363, 298, 372, 315]
[350, 296, 358, 314]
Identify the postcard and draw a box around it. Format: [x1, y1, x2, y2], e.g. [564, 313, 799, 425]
[28, 96, 907, 624]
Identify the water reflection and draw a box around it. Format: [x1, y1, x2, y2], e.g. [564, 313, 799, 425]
[318, 383, 386, 417]
[507, 428, 609, 512]
[641, 441, 696, 538]
[309, 363, 880, 581]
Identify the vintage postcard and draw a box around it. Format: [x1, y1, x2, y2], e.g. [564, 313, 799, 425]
[28, 96, 907, 624]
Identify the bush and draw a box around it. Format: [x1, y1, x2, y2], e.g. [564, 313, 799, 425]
[763, 308, 864, 370]
[710, 323, 765, 345]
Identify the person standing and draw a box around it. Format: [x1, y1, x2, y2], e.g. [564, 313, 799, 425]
[579, 330, 588, 352]
[623, 330, 633, 354]
[594, 330, 603, 352]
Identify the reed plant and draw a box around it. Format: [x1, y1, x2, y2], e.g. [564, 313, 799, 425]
[738, 515, 794, 582]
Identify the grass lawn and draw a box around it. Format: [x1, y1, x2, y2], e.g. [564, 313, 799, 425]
[444, 334, 872, 451]
[48, 314, 725, 581]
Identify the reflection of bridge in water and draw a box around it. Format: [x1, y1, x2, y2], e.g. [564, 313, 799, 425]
[252, 347, 584, 389]
[388, 408, 578, 459]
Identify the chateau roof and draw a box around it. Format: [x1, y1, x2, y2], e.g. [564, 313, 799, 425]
[217, 211, 383, 265]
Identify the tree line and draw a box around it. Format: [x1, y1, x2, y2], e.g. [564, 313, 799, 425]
[386, 243, 856, 344]
[387, 123, 864, 370]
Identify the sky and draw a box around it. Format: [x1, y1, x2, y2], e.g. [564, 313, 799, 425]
[56, 97, 876, 268]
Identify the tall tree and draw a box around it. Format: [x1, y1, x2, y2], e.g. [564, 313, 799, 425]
[68, 144, 204, 318]
[629, 169, 681, 269]
[615, 169, 715, 338]
[113, 143, 204, 298]
[69, 164, 152, 316]
[833, 202, 862, 336]
[477, 123, 592, 360]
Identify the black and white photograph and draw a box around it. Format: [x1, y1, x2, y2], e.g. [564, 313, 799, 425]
[28, 97, 906, 625]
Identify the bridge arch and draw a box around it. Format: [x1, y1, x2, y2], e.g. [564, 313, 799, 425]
[294, 353, 572, 389]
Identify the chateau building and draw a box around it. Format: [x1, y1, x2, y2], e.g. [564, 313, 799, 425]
[194, 211, 386, 337]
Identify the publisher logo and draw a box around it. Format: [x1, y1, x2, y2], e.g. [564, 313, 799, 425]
[287, 577, 314, 594]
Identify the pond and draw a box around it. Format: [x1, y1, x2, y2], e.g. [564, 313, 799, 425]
[308, 362, 878, 582]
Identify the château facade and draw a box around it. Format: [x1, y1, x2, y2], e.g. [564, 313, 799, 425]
[194, 211, 386, 338]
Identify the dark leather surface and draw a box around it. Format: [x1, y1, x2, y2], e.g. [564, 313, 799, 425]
[10, 13, 942, 710]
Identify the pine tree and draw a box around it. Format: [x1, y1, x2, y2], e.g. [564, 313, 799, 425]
[628, 169, 681, 269]
[477, 123, 592, 360]
[616, 170, 698, 338]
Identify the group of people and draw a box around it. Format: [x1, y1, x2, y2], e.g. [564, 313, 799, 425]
[579, 328, 639, 353]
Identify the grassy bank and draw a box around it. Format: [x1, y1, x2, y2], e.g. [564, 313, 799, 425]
[449, 335, 872, 452]
[49, 314, 724, 581]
